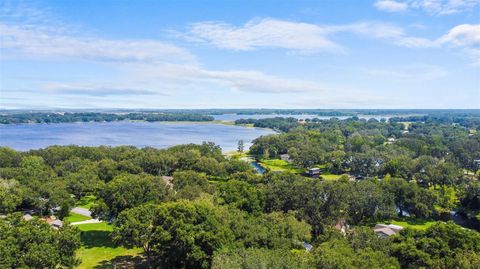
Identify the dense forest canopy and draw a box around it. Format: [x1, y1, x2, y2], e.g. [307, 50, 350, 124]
[1, 114, 480, 268]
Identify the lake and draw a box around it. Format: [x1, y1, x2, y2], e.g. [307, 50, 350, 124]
[0, 121, 276, 152]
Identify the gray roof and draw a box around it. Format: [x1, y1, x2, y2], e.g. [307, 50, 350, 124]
[373, 223, 404, 237]
[374, 227, 397, 236]
[303, 242, 313, 252]
[50, 219, 63, 227]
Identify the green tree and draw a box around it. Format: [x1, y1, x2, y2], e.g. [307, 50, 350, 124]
[0, 214, 80, 268]
[215, 180, 265, 213]
[346, 180, 395, 225]
[172, 170, 211, 200]
[92, 173, 167, 220]
[392, 222, 480, 269]
[112, 204, 159, 267]
[312, 238, 399, 269]
[149, 200, 233, 268]
[212, 248, 313, 269]
[0, 179, 24, 213]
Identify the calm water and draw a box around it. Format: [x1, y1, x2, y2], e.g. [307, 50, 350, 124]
[0, 121, 276, 152]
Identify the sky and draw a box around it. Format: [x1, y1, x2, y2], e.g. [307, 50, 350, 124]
[0, 0, 479, 109]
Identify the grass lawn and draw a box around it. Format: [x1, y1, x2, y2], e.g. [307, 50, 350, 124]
[225, 151, 248, 159]
[65, 212, 91, 223]
[76, 195, 96, 210]
[75, 222, 142, 269]
[400, 121, 412, 130]
[320, 173, 342, 180]
[260, 159, 304, 173]
[387, 219, 438, 231]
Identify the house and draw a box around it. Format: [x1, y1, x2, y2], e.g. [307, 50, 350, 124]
[44, 216, 63, 229]
[334, 219, 348, 235]
[387, 137, 396, 144]
[374, 227, 396, 237]
[50, 219, 63, 229]
[23, 214, 33, 221]
[302, 242, 313, 252]
[307, 167, 320, 177]
[280, 154, 291, 163]
[373, 224, 403, 238]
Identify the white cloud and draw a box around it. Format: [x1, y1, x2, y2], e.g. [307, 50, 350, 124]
[374, 1, 409, 12]
[335, 22, 406, 39]
[187, 19, 442, 52]
[0, 23, 194, 63]
[411, 0, 480, 15]
[187, 18, 478, 64]
[127, 63, 326, 94]
[188, 18, 342, 53]
[438, 24, 480, 47]
[374, 0, 480, 15]
[316, 21, 436, 48]
[436, 24, 480, 63]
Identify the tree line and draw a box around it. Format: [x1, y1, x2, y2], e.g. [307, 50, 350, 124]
[0, 112, 214, 124]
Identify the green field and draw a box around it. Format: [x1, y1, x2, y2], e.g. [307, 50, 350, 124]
[320, 173, 342, 180]
[387, 219, 438, 230]
[225, 151, 249, 159]
[260, 159, 304, 173]
[75, 222, 142, 268]
[65, 212, 91, 223]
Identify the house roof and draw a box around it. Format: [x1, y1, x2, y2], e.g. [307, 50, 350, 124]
[302, 242, 313, 252]
[387, 224, 404, 232]
[373, 223, 404, 236]
[374, 227, 397, 236]
[50, 219, 63, 227]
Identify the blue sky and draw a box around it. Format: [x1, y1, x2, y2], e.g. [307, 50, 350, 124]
[0, 0, 479, 109]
